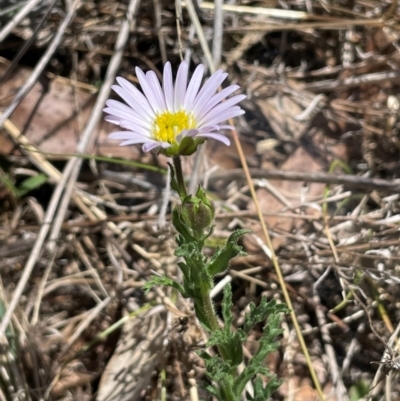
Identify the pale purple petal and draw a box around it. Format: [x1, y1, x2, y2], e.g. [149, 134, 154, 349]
[183, 64, 204, 110]
[195, 85, 241, 121]
[197, 125, 220, 132]
[143, 141, 171, 152]
[110, 119, 153, 137]
[119, 140, 149, 146]
[176, 129, 199, 142]
[174, 61, 189, 111]
[119, 138, 152, 146]
[163, 62, 174, 110]
[216, 124, 234, 130]
[105, 62, 245, 151]
[109, 131, 151, 143]
[192, 71, 227, 115]
[198, 95, 246, 125]
[146, 70, 167, 110]
[195, 132, 230, 146]
[104, 115, 123, 125]
[198, 124, 234, 131]
[136, 67, 163, 113]
[201, 107, 245, 127]
[104, 100, 152, 129]
[114, 78, 154, 119]
[185, 129, 200, 137]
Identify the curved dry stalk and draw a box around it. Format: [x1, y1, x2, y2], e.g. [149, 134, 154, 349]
[189, 1, 310, 20]
[0, 0, 81, 127]
[313, 291, 348, 401]
[153, 0, 167, 65]
[368, 320, 400, 400]
[45, 303, 159, 400]
[206, 169, 400, 193]
[0, 0, 141, 342]
[61, 296, 112, 354]
[212, 0, 223, 69]
[0, 0, 43, 43]
[184, 0, 214, 73]
[0, 0, 82, 340]
[0, 0, 57, 85]
[47, 0, 141, 249]
[230, 122, 326, 400]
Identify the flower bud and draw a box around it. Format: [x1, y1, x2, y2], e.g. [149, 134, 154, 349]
[176, 136, 205, 156]
[179, 186, 215, 231]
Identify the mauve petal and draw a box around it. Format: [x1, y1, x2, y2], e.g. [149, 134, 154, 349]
[104, 101, 152, 129]
[106, 64, 245, 151]
[199, 95, 246, 125]
[143, 141, 170, 152]
[192, 71, 227, 115]
[195, 132, 230, 146]
[216, 124, 234, 130]
[185, 129, 200, 137]
[201, 107, 245, 127]
[183, 64, 204, 110]
[176, 129, 199, 142]
[114, 78, 153, 119]
[199, 124, 234, 131]
[198, 125, 220, 132]
[109, 131, 150, 140]
[136, 67, 162, 114]
[146, 70, 167, 110]
[104, 115, 123, 125]
[119, 137, 153, 146]
[111, 119, 152, 137]
[174, 61, 188, 111]
[195, 85, 240, 121]
[163, 62, 174, 110]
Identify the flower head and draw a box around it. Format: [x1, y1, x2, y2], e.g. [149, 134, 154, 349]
[104, 61, 246, 156]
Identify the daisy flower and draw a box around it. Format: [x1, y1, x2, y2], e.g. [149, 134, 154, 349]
[104, 61, 246, 156]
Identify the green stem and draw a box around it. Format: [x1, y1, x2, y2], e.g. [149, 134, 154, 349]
[172, 154, 235, 400]
[197, 291, 236, 401]
[172, 155, 187, 199]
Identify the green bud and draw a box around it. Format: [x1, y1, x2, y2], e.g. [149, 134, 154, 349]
[179, 186, 215, 231]
[164, 136, 205, 157]
[177, 136, 205, 156]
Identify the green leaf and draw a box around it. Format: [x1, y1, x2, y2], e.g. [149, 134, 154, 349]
[221, 285, 244, 366]
[243, 297, 289, 334]
[233, 299, 287, 397]
[15, 173, 48, 198]
[168, 162, 180, 195]
[172, 207, 197, 245]
[0, 298, 17, 357]
[328, 158, 353, 175]
[177, 261, 191, 283]
[0, 174, 17, 197]
[234, 365, 269, 398]
[349, 380, 370, 401]
[198, 351, 236, 401]
[248, 376, 283, 401]
[207, 229, 250, 276]
[222, 284, 234, 328]
[143, 275, 186, 296]
[206, 285, 245, 369]
[199, 293, 288, 401]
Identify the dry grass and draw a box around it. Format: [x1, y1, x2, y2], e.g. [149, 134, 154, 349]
[1, 0, 400, 400]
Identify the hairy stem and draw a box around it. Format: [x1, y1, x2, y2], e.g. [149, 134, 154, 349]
[172, 155, 187, 199]
[197, 292, 236, 401]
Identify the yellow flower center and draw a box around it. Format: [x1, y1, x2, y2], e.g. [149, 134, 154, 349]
[153, 110, 196, 144]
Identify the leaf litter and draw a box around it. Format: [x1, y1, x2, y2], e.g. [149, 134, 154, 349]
[0, 0, 400, 400]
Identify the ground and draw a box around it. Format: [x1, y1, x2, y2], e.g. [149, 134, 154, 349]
[0, 1, 400, 400]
